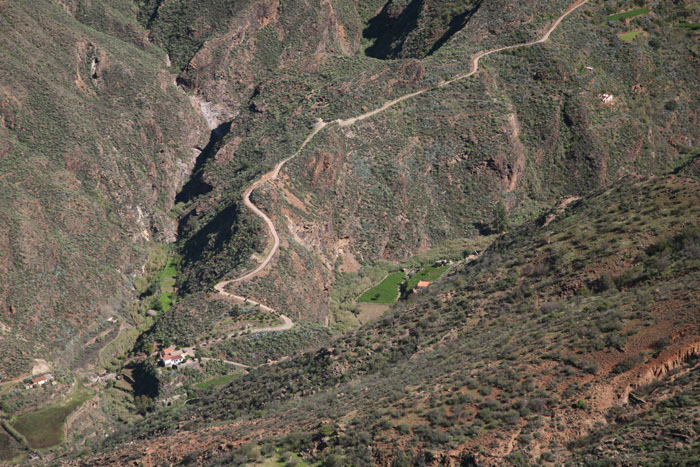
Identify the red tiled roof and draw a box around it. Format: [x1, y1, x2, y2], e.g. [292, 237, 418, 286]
[161, 347, 184, 361]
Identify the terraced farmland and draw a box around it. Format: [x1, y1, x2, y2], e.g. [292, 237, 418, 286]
[357, 272, 405, 303]
[619, 30, 643, 41]
[607, 8, 651, 21]
[11, 384, 93, 449]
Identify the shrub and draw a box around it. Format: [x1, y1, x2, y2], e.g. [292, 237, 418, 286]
[664, 393, 692, 408]
[594, 273, 617, 292]
[527, 398, 548, 413]
[584, 362, 600, 375]
[493, 201, 509, 233]
[650, 337, 671, 352]
[611, 354, 644, 375]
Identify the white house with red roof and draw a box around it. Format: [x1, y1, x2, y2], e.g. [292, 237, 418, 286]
[24, 373, 54, 389]
[159, 346, 185, 366]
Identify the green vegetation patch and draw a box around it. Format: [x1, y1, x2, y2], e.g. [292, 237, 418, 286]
[357, 272, 406, 303]
[606, 9, 651, 21]
[155, 256, 178, 312]
[12, 384, 93, 449]
[160, 257, 178, 280]
[619, 30, 643, 41]
[157, 292, 174, 312]
[195, 373, 242, 390]
[678, 22, 700, 30]
[405, 264, 451, 291]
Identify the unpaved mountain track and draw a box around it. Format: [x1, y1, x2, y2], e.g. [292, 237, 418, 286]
[336, 0, 589, 125]
[212, 0, 589, 325]
[198, 357, 250, 370]
[218, 118, 328, 286]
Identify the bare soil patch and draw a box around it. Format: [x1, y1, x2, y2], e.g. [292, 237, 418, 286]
[357, 303, 390, 324]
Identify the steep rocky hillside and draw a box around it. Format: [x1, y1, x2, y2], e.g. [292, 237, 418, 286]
[363, 0, 483, 59]
[71, 173, 700, 465]
[0, 0, 207, 379]
[1, 0, 698, 464]
[159, 0, 698, 327]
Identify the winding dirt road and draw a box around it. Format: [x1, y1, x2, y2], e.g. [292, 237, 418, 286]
[211, 0, 589, 327]
[212, 120, 328, 332]
[198, 357, 250, 370]
[336, 0, 589, 125]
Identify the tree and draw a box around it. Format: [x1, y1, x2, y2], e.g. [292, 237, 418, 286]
[493, 201, 509, 233]
[134, 395, 155, 415]
[143, 341, 155, 355]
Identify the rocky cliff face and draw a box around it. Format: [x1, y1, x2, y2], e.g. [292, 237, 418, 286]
[0, 0, 208, 378]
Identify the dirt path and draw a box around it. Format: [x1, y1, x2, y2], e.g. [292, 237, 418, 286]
[217, 118, 327, 286]
[190, 295, 294, 368]
[210, 0, 589, 334]
[337, 0, 589, 125]
[210, 121, 329, 334]
[198, 357, 250, 370]
[213, 283, 294, 335]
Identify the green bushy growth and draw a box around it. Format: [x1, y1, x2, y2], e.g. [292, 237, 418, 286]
[135, 0, 254, 71]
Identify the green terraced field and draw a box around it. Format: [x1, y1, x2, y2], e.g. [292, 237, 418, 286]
[619, 30, 643, 41]
[156, 257, 178, 312]
[195, 373, 242, 390]
[357, 272, 405, 303]
[607, 9, 650, 21]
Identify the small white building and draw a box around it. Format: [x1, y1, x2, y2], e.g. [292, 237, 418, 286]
[599, 93, 614, 104]
[159, 346, 185, 366]
[25, 373, 54, 389]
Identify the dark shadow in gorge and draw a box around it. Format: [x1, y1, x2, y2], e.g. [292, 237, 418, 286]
[175, 120, 232, 205]
[363, 0, 423, 59]
[427, 0, 483, 56]
[178, 200, 262, 294]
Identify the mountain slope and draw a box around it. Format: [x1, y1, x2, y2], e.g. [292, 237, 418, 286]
[155, 0, 698, 329]
[0, 0, 698, 464]
[74, 174, 700, 465]
[0, 0, 207, 379]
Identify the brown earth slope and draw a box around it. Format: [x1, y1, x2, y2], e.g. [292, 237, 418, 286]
[68, 173, 700, 465]
[0, 0, 208, 379]
[163, 0, 698, 328]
